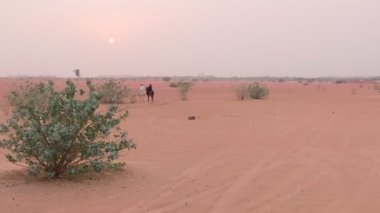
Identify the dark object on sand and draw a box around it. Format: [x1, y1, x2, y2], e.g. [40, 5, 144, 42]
[188, 116, 196, 120]
[146, 84, 154, 102]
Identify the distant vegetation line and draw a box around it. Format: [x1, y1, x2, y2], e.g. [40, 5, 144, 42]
[1, 75, 380, 82]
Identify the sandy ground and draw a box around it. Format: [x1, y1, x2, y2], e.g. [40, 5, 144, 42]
[1, 78, 380, 213]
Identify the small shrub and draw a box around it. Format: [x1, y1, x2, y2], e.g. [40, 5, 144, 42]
[177, 82, 192, 101]
[247, 82, 269, 99]
[96, 80, 129, 104]
[335, 80, 346, 84]
[169, 82, 178, 88]
[236, 84, 248, 100]
[7, 81, 52, 109]
[0, 80, 136, 178]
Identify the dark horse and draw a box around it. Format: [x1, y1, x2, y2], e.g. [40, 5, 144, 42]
[146, 84, 154, 102]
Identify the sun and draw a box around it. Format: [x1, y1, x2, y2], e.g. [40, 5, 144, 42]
[108, 37, 115, 44]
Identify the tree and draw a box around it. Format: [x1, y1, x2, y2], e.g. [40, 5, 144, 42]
[73, 69, 81, 85]
[0, 80, 136, 178]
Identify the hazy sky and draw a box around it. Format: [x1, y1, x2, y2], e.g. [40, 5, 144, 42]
[1, 0, 379, 77]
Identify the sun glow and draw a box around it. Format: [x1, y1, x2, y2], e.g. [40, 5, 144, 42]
[108, 37, 115, 44]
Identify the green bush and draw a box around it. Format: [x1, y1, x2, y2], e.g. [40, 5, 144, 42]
[246, 82, 269, 99]
[96, 80, 129, 104]
[0, 80, 136, 178]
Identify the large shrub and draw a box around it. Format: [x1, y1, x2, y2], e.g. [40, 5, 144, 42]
[96, 80, 129, 104]
[0, 80, 136, 178]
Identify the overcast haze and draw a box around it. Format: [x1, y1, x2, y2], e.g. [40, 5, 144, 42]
[1, 0, 379, 77]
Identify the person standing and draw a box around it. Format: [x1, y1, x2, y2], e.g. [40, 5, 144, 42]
[139, 84, 146, 100]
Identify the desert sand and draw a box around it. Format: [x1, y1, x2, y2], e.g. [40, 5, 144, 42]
[1, 79, 380, 213]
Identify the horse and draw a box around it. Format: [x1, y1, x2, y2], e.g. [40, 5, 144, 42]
[146, 84, 154, 102]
